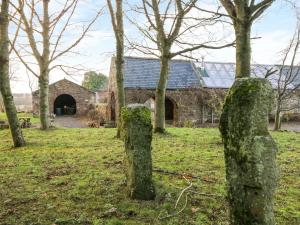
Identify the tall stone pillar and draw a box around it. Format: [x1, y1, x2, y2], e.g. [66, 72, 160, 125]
[121, 104, 155, 200]
[219, 78, 278, 225]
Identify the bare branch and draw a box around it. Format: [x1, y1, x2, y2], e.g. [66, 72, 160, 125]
[171, 41, 234, 57]
[50, 8, 103, 62]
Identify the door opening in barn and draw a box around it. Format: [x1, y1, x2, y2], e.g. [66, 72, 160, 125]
[54, 94, 76, 116]
[165, 97, 175, 124]
[145, 97, 177, 126]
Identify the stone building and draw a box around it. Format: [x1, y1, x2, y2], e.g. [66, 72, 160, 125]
[32, 79, 95, 116]
[107, 57, 300, 126]
[107, 57, 226, 126]
[31, 57, 300, 125]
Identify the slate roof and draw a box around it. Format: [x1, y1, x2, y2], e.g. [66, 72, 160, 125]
[124, 57, 201, 89]
[123, 57, 300, 89]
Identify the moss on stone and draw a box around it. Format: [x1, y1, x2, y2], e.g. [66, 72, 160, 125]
[219, 78, 278, 225]
[121, 104, 155, 200]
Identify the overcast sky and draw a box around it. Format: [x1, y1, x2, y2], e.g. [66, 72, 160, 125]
[10, 0, 299, 93]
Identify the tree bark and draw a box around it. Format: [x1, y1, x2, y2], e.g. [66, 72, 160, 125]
[235, 21, 251, 78]
[274, 101, 281, 131]
[107, 0, 125, 138]
[115, 58, 125, 137]
[0, 0, 26, 147]
[39, 68, 50, 130]
[154, 55, 170, 133]
[39, 0, 51, 130]
[115, 0, 125, 138]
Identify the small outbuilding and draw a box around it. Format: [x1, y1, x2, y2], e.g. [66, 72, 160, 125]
[32, 79, 95, 116]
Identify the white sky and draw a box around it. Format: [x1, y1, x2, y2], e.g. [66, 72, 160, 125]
[9, 0, 299, 93]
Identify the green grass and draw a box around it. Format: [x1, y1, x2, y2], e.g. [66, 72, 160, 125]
[0, 127, 299, 225]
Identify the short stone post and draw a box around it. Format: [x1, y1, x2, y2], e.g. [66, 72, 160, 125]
[219, 78, 278, 225]
[121, 104, 155, 200]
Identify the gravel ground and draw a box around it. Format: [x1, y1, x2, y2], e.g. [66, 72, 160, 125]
[269, 122, 300, 132]
[53, 116, 88, 128]
[53, 116, 300, 132]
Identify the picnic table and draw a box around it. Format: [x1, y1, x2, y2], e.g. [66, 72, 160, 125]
[0, 120, 9, 129]
[19, 117, 31, 128]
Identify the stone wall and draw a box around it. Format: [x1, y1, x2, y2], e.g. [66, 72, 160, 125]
[96, 90, 108, 103]
[108, 88, 205, 126]
[32, 79, 96, 116]
[124, 88, 204, 126]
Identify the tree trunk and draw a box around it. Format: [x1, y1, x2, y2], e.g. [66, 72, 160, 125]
[235, 22, 251, 78]
[113, 0, 125, 138]
[0, 0, 26, 147]
[39, 69, 50, 130]
[115, 34, 125, 138]
[154, 55, 170, 133]
[274, 102, 281, 131]
[39, 0, 50, 130]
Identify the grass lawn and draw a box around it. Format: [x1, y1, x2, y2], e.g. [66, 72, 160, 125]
[0, 127, 299, 225]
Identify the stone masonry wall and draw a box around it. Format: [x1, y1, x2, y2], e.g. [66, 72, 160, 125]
[32, 79, 96, 116]
[124, 88, 203, 126]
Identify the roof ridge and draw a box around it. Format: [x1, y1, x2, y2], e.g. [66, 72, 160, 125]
[124, 56, 192, 63]
[33, 78, 96, 94]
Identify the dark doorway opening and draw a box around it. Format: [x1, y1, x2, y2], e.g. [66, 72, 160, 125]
[145, 96, 177, 126]
[110, 92, 116, 121]
[54, 94, 76, 116]
[165, 98, 174, 121]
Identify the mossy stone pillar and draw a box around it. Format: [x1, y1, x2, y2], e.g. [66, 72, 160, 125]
[121, 104, 155, 200]
[219, 78, 278, 225]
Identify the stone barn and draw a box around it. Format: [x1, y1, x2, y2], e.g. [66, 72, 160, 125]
[107, 57, 208, 126]
[107, 56, 300, 126]
[32, 79, 95, 116]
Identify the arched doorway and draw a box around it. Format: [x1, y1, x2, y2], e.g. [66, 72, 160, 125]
[165, 97, 175, 125]
[54, 94, 76, 116]
[110, 92, 116, 121]
[144, 96, 177, 126]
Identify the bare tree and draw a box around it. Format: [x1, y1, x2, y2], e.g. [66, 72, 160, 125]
[270, 19, 300, 130]
[128, 0, 233, 133]
[219, 0, 275, 78]
[107, 0, 125, 138]
[0, 0, 25, 147]
[12, 0, 102, 130]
